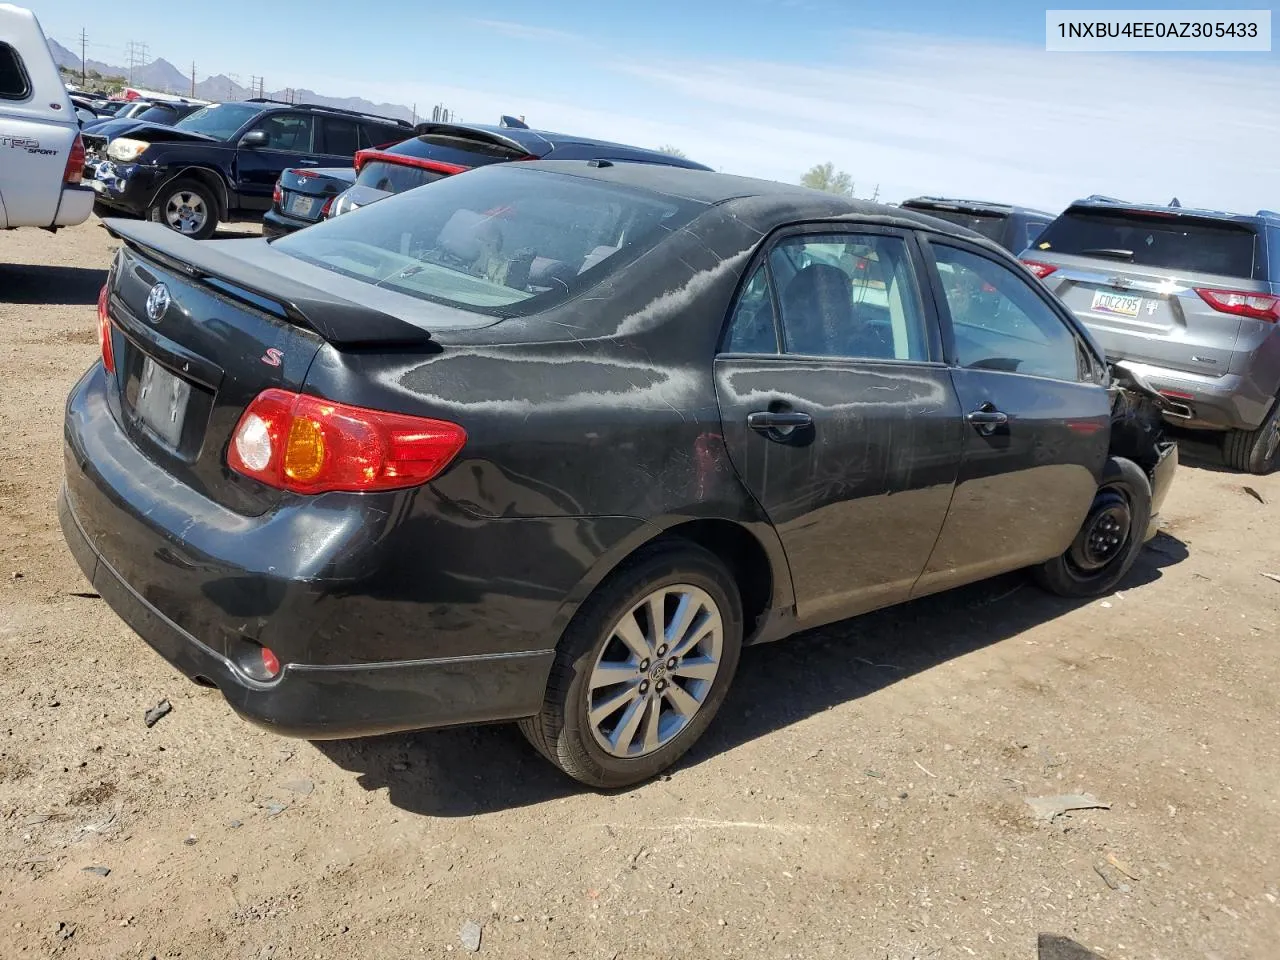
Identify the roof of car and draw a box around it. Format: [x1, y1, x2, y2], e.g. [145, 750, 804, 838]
[517, 160, 994, 236]
[1065, 196, 1280, 226]
[902, 196, 1056, 219]
[407, 122, 713, 170]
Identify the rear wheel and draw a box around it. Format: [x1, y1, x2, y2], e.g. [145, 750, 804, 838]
[520, 541, 742, 789]
[148, 179, 219, 240]
[1032, 456, 1151, 599]
[1223, 399, 1280, 474]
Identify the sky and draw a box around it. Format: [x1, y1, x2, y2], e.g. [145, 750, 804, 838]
[35, 0, 1280, 212]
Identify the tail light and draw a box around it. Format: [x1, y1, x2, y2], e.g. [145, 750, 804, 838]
[353, 148, 371, 172]
[1021, 260, 1058, 280]
[96, 284, 115, 374]
[272, 180, 283, 207]
[319, 195, 335, 218]
[64, 134, 86, 186]
[1194, 287, 1280, 323]
[228, 389, 467, 494]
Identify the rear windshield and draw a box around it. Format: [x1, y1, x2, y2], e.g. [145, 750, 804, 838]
[914, 209, 1007, 243]
[1035, 209, 1259, 278]
[134, 104, 181, 124]
[354, 160, 450, 195]
[273, 165, 701, 317]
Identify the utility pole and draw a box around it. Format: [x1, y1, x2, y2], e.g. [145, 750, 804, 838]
[189, 61, 196, 97]
[125, 40, 148, 85]
[78, 28, 88, 84]
[870, 183, 880, 202]
[249, 75, 264, 99]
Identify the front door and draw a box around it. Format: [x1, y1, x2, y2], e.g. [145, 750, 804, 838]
[233, 112, 318, 210]
[714, 226, 964, 628]
[912, 238, 1111, 597]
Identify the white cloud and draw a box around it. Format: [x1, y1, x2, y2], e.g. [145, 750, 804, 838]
[320, 27, 1280, 213]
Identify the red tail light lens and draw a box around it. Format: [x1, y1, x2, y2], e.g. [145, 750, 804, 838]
[272, 180, 283, 207]
[227, 389, 467, 494]
[1194, 287, 1280, 323]
[1021, 260, 1058, 280]
[96, 284, 115, 374]
[319, 195, 335, 218]
[64, 134, 85, 186]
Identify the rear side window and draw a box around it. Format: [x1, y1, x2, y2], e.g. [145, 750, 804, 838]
[1035, 209, 1259, 279]
[723, 266, 779, 354]
[321, 118, 359, 157]
[361, 122, 408, 148]
[354, 160, 450, 194]
[766, 233, 931, 362]
[273, 164, 701, 317]
[0, 43, 30, 100]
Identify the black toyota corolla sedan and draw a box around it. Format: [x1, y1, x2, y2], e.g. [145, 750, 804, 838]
[61, 161, 1177, 788]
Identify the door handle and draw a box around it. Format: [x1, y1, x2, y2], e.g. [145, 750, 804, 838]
[747, 410, 813, 438]
[966, 404, 1009, 436]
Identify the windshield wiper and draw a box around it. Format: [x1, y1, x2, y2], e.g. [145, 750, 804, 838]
[1080, 247, 1135, 261]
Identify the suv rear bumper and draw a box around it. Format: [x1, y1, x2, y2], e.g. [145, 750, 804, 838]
[1118, 360, 1276, 432]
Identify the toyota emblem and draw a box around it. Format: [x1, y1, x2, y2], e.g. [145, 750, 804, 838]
[145, 283, 171, 323]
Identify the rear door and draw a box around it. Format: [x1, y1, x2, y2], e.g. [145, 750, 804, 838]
[913, 237, 1110, 595]
[317, 116, 361, 164]
[1029, 207, 1266, 378]
[234, 111, 319, 210]
[714, 225, 964, 628]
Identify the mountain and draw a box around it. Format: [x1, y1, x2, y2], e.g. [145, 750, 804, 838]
[48, 35, 417, 121]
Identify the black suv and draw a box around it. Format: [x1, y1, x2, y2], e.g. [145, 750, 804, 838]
[900, 197, 1056, 253]
[87, 98, 411, 239]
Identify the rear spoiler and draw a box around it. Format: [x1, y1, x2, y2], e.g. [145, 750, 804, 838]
[102, 219, 433, 348]
[410, 122, 545, 157]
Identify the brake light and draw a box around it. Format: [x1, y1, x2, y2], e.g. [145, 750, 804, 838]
[1194, 287, 1280, 323]
[1021, 260, 1058, 280]
[319, 195, 335, 218]
[272, 180, 283, 207]
[96, 284, 115, 374]
[228, 389, 467, 494]
[64, 134, 85, 186]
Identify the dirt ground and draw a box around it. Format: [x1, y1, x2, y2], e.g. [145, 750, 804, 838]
[1, 218, 1277, 960]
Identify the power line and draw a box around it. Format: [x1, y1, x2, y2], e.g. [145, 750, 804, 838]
[125, 40, 148, 85]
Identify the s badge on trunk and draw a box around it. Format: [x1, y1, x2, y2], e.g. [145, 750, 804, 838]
[145, 283, 171, 323]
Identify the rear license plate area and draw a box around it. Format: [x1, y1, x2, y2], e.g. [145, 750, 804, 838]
[1091, 289, 1143, 318]
[134, 356, 191, 448]
[288, 194, 316, 217]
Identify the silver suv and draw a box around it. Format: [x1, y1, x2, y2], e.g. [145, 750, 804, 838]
[1022, 200, 1280, 473]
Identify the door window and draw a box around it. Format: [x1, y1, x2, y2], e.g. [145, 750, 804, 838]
[247, 113, 315, 152]
[767, 234, 930, 361]
[932, 243, 1083, 382]
[722, 265, 779, 354]
[320, 118, 359, 157]
[0, 43, 30, 100]
[361, 122, 408, 148]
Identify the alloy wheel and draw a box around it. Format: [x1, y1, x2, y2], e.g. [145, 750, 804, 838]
[587, 584, 724, 759]
[165, 191, 207, 235]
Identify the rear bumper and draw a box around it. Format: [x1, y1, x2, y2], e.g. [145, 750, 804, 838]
[1116, 360, 1276, 432]
[60, 487, 552, 738]
[55, 185, 95, 226]
[58, 364, 569, 739]
[262, 208, 315, 239]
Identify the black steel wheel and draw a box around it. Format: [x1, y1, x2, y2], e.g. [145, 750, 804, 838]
[1032, 456, 1151, 599]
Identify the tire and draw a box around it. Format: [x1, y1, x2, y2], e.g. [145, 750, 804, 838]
[1032, 456, 1152, 599]
[147, 178, 219, 240]
[1223, 399, 1280, 474]
[519, 540, 743, 789]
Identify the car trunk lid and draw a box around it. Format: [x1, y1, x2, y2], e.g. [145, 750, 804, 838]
[101, 219, 434, 515]
[277, 167, 355, 223]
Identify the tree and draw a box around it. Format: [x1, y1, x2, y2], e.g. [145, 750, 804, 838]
[801, 162, 854, 198]
[656, 144, 687, 159]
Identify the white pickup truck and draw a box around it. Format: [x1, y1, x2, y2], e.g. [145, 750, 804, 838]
[0, 3, 92, 231]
